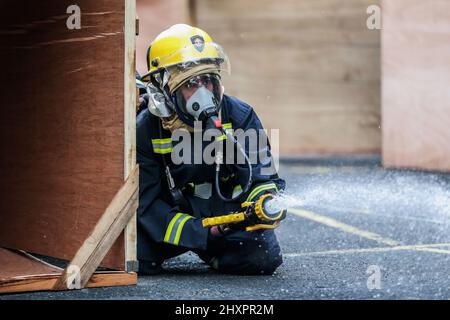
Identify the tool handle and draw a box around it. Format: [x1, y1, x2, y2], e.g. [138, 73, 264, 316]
[202, 212, 246, 228]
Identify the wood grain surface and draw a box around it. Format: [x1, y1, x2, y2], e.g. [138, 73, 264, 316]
[194, 0, 381, 155]
[382, 0, 450, 171]
[0, 0, 127, 269]
[53, 166, 138, 290]
[0, 248, 60, 280]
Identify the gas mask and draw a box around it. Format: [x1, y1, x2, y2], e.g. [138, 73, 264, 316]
[185, 86, 218, 121]
[173, 74, 224, 129]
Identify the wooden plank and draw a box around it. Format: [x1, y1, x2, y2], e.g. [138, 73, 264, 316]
[124, 0, 138, 272]
[0, 0, 127, 269]
[0, 272, 137, 294]
[52, 165, 139, 290]
[381, 0, 450, 171]
[194, 0, 381, 155]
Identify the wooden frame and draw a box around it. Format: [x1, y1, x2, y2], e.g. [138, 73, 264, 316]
[0, 0, 138, 293]
[124, 0, 138, 272]
[53, 166, 139, 290]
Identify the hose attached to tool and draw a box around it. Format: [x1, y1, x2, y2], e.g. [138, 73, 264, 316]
[215, 130, 253, 202]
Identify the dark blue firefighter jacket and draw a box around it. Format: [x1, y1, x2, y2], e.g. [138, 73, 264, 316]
[136, 95, 285, 253]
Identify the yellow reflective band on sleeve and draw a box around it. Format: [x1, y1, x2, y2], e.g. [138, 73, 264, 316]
[164, 213, 194, 246]
[173, 215, 193, 245]
[246, 183, 278, 202]
[153, 147, 173, 154]
[164, 213, 183, 243]
[151, 138, 173, 154]
[151, 138, 172, 144]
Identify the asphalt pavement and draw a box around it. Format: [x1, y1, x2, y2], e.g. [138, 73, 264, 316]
[2, 158, 450, 300]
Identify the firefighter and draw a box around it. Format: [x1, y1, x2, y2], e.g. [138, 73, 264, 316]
[137, 24, 286, 275]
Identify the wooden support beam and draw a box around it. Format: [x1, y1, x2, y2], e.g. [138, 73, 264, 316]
[124, 0, 138, 272]
[52, 165, 139, 290]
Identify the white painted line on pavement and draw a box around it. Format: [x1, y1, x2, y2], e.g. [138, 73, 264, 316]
[284, 243, 450, 257]
[412, 247, 450, 255]
[315, 203, 447, 224]
[289, 208, 401, 247]
[288, 207, 450, 255]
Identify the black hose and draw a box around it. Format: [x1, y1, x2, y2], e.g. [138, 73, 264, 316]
[215, 130, 253, 202]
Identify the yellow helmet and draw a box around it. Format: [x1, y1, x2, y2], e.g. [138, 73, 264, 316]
[142, 24, 230, 82]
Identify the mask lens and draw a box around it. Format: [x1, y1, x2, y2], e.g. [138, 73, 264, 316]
[182, 75, 213, 91]
[174, 74, 223, 122]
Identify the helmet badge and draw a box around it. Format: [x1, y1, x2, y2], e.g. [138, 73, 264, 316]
[191, 35, 205, 52]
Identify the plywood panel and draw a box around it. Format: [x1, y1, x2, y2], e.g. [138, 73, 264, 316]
[0, 248, 60, 280]
[194, 0, 381, 155]
[0, 248, 136, 293]
[0, 0, 127, 269]
[382, 0, 450, 171]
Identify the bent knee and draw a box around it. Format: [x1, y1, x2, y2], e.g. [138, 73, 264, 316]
[214, 230, 283, 275]
[241, 251, 283, 275]
[255, 251, 283, 275]
[252, 235, 283, 275]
